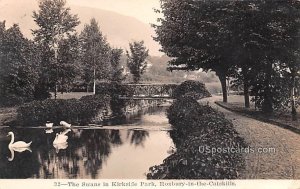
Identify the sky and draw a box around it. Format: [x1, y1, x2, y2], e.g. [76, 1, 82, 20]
[69, 0, 162, 24]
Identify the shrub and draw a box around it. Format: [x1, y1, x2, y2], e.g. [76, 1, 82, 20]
[148, 131, 245, 179]
[0, 94, 26, 107]
[96, 82, 133, 117]
[148, 96, 246, 179]
[172, 80, 211, 100]
[96, 82, 133, 97]
[167, 96, 222, 134]
[16, 94, 110, 127]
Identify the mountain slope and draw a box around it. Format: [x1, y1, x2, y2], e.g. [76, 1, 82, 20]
[0, 0, 161, 55]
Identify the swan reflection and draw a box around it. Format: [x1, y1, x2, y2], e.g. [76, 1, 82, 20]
[45, 129, 54, 134]
[53, 141, 68, 153]
[8, 146, 32, 161]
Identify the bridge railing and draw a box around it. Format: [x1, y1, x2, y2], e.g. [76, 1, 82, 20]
[119, 83, 178, 99]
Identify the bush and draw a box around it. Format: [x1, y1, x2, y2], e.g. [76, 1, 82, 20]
[0, 94, 26, 107]
[96, 82, 133, 117]
[96, 82, 133, 97]
[16, 94, 110, 127]
[148, 96, 246, 179]
[167, 96, 221, 134]
[172, 80, 211, 100]
[148, 131, 245, 179]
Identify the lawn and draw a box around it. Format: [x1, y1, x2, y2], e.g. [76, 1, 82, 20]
[216, 95, 300, 131]
[50, 92, 94, 99]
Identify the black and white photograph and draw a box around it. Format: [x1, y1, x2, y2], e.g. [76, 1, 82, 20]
[0, 0, 299, 188]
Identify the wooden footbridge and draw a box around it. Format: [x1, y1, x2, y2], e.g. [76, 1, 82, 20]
[118, 83, 178, 100]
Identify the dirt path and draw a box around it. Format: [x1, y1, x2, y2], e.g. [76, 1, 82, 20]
[201, 96, 300, 179]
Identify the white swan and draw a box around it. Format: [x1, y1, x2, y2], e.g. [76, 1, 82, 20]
[53, 129, 71, 144]
[53, 129, 71, 153]
[7, 146, 32, 161]
[7, 132, 32, 148]
[60, 121, 71, 128]
[46, 121, 53, 128]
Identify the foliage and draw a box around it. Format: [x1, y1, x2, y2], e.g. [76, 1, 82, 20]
[0, 22, 39, 106]
[56, 34, 81, 93]
[155, 0, 300, 114]
[172, 80, 211, 100]
[110, 48, 126, 83]
[16, 94, 110, 126]
[148, 97, 246, 179]
[126, 41, 149, 83]
[154, 0, 238, 102]
[79, 18, 111, 91]
[167, 96, 220, 135]
[96, 82, 133, 117]
[32, 0, 80, 98]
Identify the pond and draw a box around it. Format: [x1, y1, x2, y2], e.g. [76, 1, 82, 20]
[0, 106, 174, 179]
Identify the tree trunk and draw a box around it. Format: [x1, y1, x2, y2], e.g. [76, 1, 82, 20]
[244, 81, 250, 108]
[54, 84, 57, 99]
[218, 73, 227, 103]
[291, 72, 297, 121]
[242, 66, 250, 108]
[262, 61, 273, 114]
[227, 78, 230, 96]
[93, 68, 96, 95]
[244, 77, 250, 108]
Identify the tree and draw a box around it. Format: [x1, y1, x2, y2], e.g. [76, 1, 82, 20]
[110, 48, 126, 83]
[32, 0, 80, 99]
[126, 41, 149, 83]
[0, 22, 39, 105]
[242, 1, 300, 114]
[154, 0, 236, 102]
[57, 34, 81, 93]
[155, 0, 300, 113]
[79, 18, 111, 94]
[272, 1, 300, 119]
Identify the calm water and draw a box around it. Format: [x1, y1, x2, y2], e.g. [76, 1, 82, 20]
[0, 106, 174, 179]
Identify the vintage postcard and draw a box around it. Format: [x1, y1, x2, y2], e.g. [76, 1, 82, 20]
[0, 0, 299, 188]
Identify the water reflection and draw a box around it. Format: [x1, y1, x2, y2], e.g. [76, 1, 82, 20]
[127, 130, 149, 147]
[110, 130, 123, 146]
[0, 106, 174, 179]
[8, 146, 32, 161]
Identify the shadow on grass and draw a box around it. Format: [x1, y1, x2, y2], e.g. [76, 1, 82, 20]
[215, 101, 300, 135]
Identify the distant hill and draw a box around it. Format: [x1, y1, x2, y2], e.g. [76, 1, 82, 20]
[0, 0, 162, 56]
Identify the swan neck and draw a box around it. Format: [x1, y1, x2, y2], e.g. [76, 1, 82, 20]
[9, 133, 14, 145]
[8, 147, 14, 161]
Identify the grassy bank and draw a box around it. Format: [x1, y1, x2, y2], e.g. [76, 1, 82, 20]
[215, 95, 300, 134]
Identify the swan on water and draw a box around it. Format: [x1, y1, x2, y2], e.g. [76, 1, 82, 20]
[53, 129, 71, 145]
[53, 129, 71, 153]
[7, 132, 32, 148]
[46, 121, 53, 128]
[60, 121, 71, 128]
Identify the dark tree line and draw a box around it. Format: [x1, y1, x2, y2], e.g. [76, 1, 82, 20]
[154, 0, 300, 119]
[0, 0, 149, 106]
